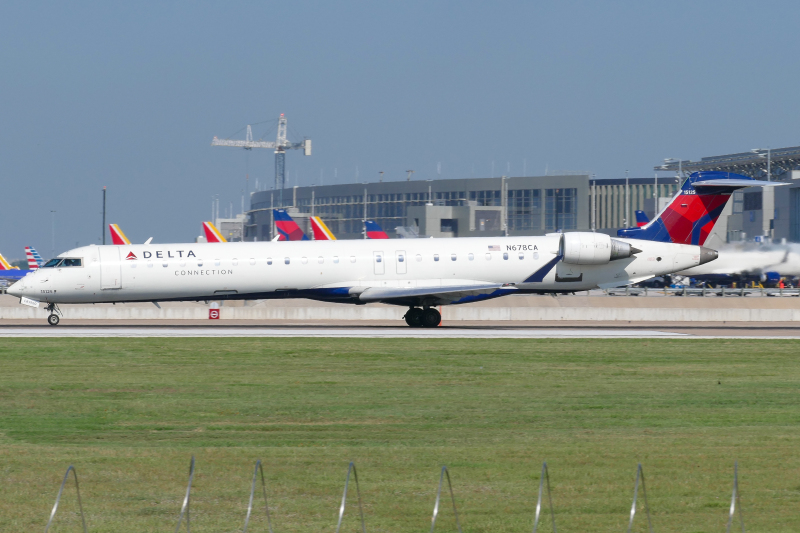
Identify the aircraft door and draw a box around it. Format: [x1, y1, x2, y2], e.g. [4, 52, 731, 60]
[373, 251, 385, 275]
[98, 247, 122, 289]
[396, 250, 407, 274]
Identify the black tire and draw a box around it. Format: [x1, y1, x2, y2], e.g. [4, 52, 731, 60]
[404, 308, 423, 327]
[47, 314, 60, 326]
[421, 308, 441, 328]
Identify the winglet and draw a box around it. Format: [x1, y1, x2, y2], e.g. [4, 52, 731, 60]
[203, 222, 227, 243]
[109, 224, 131, 245]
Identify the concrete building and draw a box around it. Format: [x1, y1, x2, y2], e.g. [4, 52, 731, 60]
[246, 175, 592, 240]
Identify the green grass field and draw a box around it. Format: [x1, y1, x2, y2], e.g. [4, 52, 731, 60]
[1, 338, 799, 532]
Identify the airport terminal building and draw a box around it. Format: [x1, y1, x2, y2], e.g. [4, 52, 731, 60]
[241, 145, 800, 243]
[244, 175, 680, 241]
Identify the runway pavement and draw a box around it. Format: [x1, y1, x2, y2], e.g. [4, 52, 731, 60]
[0, 324, 798, 338]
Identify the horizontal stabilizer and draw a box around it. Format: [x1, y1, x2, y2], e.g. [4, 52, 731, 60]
[693, 179, 785, 188]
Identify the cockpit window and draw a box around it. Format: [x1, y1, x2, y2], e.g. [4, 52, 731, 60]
[62, 258, 82, 267]
[42, 258, 63, 268]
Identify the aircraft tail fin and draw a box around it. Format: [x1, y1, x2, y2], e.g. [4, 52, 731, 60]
[273, 209, 309, 241]
[634, 210, 649, 227]
[203, 222, 227, 243]
[364, 220, 389, 239]
[617, 171, 784, 245]
[109, 224, 131, 245]
[310, 216, 336, 240]
[24, 246, 40, 269]
[0, 252, 17, 270]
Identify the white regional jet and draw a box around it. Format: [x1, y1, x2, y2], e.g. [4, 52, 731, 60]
[7, 233, 716, 326]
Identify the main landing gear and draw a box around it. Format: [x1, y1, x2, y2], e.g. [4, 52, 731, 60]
[404, 307, 441, 328]
[45, 303, 61, 326]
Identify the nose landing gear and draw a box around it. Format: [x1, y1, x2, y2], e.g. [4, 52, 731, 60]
[404, 307, 441, 327]
[45, 303, 61, 326]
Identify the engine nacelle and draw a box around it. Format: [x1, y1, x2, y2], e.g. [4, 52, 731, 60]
[561, 232, 639, 265]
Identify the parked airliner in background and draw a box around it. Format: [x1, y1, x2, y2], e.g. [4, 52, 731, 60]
[9, 171, 779, 327]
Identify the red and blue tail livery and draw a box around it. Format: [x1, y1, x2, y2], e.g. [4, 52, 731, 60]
[634, 210, 649, 227]
[364, 220, 389, 239]
[273, 209, 309, 241]
[618, 171, 781, 245]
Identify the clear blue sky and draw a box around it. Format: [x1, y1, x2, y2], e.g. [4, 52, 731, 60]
[1, 1, 798, 257]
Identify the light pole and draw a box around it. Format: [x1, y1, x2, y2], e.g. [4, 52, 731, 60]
[751, 148, 771, 181]
[50, 210, 56, 257]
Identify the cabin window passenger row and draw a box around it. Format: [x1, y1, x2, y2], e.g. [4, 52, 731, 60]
[451, 254, 457, 261]
[250, 258, 256, 265]
[267, 258, 272, 265]
[162, 262, 168, 268]
[503, 253, 508, 260]
[468, 253, 474, 261]
[232, 259, 238, 266]
[147, 261, 154, 268]
[318, 256, 324, 264]
[416, 254, 422, 262]
[350, 256, 356, 263]
[485, 253, 492, 260]
[534, 252, 539, 260]
[434, 254, 439, 261]
[518, 252, 524, 260]
[301, 257, 308, 264]
[214, 260, 221, 266]
[198, 260, 203, 267]
[285, 257, 290, 265]
[333, 256, 339, 263]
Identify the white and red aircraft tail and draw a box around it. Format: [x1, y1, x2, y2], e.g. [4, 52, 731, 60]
[109, 224, 131, 245]
[203, 222, 227, 243]
[24, 246, 44, 269]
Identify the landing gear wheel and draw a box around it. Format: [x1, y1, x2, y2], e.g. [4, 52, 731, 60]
[421, 308, 441, 328]
[47, 314, 60, 326]
[404, 307, 423, 327]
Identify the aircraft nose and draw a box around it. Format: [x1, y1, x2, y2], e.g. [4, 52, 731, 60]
[6, 281, 22, 297]
[698, 246, 719, 265]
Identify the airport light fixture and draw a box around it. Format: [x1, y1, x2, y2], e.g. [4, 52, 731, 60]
[661, 158, 683, 177]
[751, 148, 771, 181]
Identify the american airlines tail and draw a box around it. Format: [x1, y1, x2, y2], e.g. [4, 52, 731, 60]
[310, 216, 336, 240]
[109, 224, 131, 245]
[273, 209, 309, 241]
[618, 171, 783, 245]
[364, 220, 389, 239]
[25, 246, 44, 269]
[202, 222, 227, 243]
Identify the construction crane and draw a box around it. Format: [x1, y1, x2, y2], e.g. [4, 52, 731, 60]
[211, 113, 311, 205]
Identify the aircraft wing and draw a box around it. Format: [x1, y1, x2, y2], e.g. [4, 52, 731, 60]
[356, 282, 517, 305]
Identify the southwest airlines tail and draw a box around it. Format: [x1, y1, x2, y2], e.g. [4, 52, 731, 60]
[109, 224, 131, 245]
[25, 246, 44, 269]
[364, 220, 389, 239]
[203, 222, 227, 243]
[618, 171, 782, 245]
[634, 210, 649, 227]
[273, 209, 309, 241]
[0, 252, 17, 270]
[310, 216, 336, 240]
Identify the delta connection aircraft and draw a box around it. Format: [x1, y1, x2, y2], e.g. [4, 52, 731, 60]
[8, 172, 778, 327]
